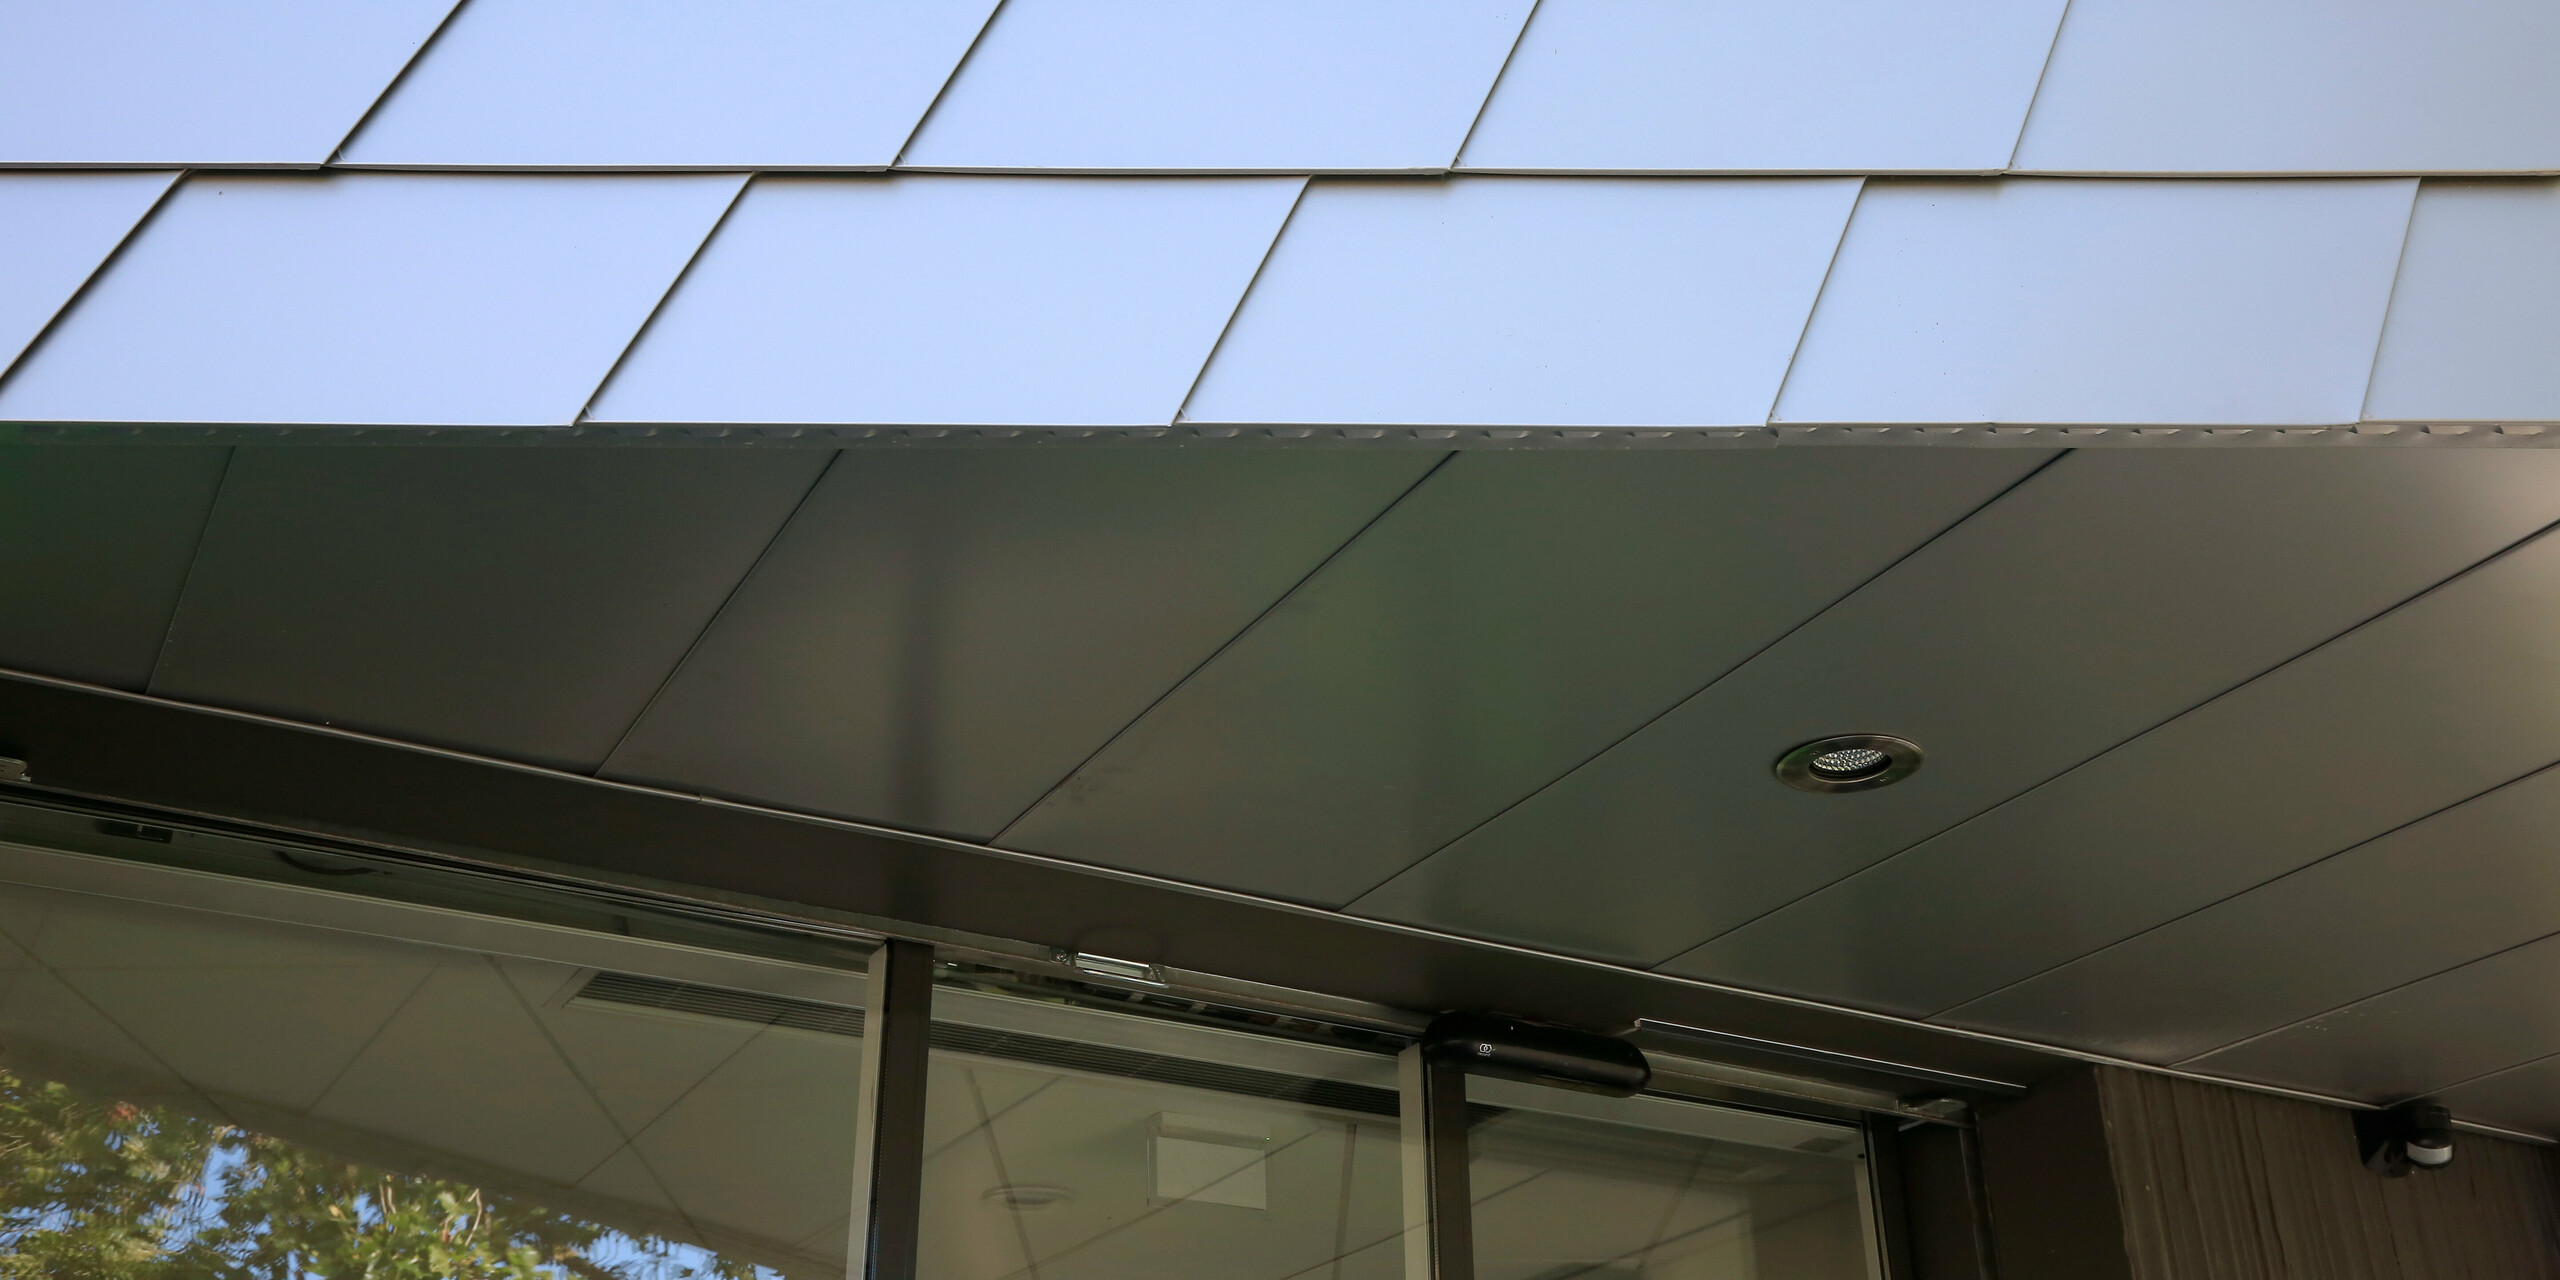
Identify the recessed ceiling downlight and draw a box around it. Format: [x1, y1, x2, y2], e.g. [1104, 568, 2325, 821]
[1775, 735, 1923, 794]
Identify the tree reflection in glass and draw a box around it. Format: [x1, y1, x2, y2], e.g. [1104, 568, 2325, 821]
[0, 1067, 774, 1280]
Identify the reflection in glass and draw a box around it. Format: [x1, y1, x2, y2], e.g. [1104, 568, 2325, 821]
[0, 872, 867, 1278]
[1468, 1086, 1876, 1280]
[0, 1065, 756, 1278]
[919, 984, 1408, 1280]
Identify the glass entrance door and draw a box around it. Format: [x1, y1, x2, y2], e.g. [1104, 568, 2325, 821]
[1461, 1076, 1882, 1280]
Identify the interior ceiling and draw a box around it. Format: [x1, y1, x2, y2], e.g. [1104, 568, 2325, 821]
[5, 0, 2560, 1138]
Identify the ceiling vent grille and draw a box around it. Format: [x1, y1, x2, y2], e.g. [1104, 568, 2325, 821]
[571, 970, 1415, 1120]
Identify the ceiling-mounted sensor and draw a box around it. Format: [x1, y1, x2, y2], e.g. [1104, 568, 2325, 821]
[1775, 735, 1923, 794]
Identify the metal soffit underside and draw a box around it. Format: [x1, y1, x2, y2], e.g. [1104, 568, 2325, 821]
[13, 445, 2560, 1137]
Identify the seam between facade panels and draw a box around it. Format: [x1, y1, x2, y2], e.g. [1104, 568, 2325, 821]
[2174, 922, 2560, 1082]
[0, 170, 184, 396]
[987, 451, 1462, 844]
[1947, 755, 2560, 1053]
[1760, 177, 1867, 426]
[139, 444, 239, 696]
[1333, 449, 2074, 911]
[571, 173, 756, 425]
[324, 0, 480, 165]
[1169, 177, 1312, 424]
[592, 447, 843, 774]
[2392, 1024, 2560, 1102]
[1717, 505, 2560, 1016]
[2002, 0, 2076, 172]
[2355, 180, 2426, 423]
[888, 0, 1015, 168]
[1447, 0, 1547, 171]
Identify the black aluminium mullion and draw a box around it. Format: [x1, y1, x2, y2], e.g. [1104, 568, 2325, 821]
[1864, 1115, 1919, 1280]
[1421, 1057, 1475, 1280]
[856, 938, 934, 1280]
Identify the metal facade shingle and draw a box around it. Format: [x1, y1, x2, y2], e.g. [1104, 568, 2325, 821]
[1460, 0, 2066, 174]
[899, 0, 1531, 171]
[0, 0, 458, 166]
[1773, 179, 2417, 425]
[2015, 0, 2560, 174]
[1184, 177, 1861, 427]
[2365, 181, 2560, 424]
[0, 171, 171, 373]
[591, 176, 1302, 427]
[0, 172, 742, 427]
[340, 0, 998, 169]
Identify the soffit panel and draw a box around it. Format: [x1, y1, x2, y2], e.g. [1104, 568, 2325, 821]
[0, 172, 173, 373]
[0, 173, 741, 427]
[1356, 451, 2560, 965]
[2188, 933, 2560, 1103]
[0, 0, 457, 166]
[150, 447, 828, 771]
[2012, 0, 2560, 174]
[1183, 177, 1861, 428]
[2364, 181, 2560, 425]
[0, 445, 228, 690]
[1677, 505, 2560, 1018]
[603, 451, 1440, 840]
[1000, 449, 2045, 905]
[1458, 0, 2065, 174]
[898, 0, 1529, 172]
[2433, 1056, 2560, 1137]
[340, 0, 997, 168]
[1771, 179, 2416, 425]
[590, 176, 1302, 427]
[1939, 762, 2560, 1064]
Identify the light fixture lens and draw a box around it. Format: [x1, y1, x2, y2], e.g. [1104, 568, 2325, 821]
[1807, 747, 1889, 780]
[1775, 735, 1924, 794]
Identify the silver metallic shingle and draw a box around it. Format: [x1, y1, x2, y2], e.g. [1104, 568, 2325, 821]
[1186, 177, 1862, 427]
[1461, 0, 2066, 174]
[900, 0, 1531, 172]
[1774, 179, 2417, 425]
[342, 0, 998, 169]
[0, 172, 742, 426]
[0, 0, 458, 165]
[593, 175, 1303, 427]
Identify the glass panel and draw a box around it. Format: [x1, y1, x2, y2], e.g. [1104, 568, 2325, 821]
[1467, 1079, 1878, 1280]
[0, 865, 868, 1279]
[919, 978, 1407, 1280]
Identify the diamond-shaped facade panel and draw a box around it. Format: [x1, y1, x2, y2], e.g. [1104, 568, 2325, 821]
[342, 0, 997, 168]
[900, 0, 1531, 172]
[0, 173, 741, 426]
[0, 0, 458, 165]
[592, 176, 1302, 427]
[1773, 179, 2416, 425]
[1185, 177, 1861, 427]
[1461, 0, 2066, 174]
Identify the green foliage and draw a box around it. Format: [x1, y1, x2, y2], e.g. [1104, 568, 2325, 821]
[0, 1068, 765, 1280]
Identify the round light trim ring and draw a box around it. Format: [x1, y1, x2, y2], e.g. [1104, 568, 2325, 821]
[1774, 735, 1924, 794]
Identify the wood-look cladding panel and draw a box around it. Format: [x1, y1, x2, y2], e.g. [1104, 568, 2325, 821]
[2096, 1068, 2560, 1280]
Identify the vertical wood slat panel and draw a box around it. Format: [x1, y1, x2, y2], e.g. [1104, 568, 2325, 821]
[2092, 1067, 2560, 1280]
